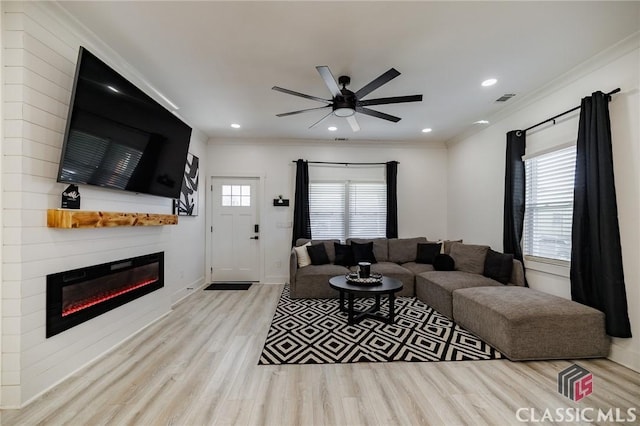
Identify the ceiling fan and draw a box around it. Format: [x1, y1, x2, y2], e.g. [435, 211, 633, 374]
[272, 66, 423, 132]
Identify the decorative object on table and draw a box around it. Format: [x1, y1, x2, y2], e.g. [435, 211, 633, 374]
[273, 195, 289, 206]
[61, 184, 80, 209]
[258, 285, 503, 365]
[345, 272, 382, 285]
[357, 261, 371, 278]
[174, 153, 199, 216]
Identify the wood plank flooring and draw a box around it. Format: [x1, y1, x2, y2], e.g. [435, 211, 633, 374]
[2, 284, 639, 425]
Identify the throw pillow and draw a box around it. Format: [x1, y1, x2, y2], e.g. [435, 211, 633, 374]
[334, 243, 355, 267]
[293, 242, 312, 267]
[449, 243, 489, 274]
[307, 243, 330, 265]
[416, 243, 442, 264]
[351, 241, 377, 264]
[433, 254, 455, 271]
[438, 239, 463, 254]
[483, 249, 514, 285]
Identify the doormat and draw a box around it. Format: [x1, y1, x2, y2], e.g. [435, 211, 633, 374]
[259, 285, 503, 364]
[204, 282, 252, 290]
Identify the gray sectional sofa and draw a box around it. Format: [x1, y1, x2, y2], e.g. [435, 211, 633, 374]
[290, 237, 458, 298]
[289, 238, 610, 360]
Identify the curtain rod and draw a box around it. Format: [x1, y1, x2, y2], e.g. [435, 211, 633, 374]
[523, 88, 620, 134]
[291, 161, 397, 166]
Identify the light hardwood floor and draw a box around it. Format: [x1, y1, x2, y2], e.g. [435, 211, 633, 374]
[2, 284, 639, 425]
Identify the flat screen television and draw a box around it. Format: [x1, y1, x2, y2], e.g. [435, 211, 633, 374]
[56, 46, 192, 199]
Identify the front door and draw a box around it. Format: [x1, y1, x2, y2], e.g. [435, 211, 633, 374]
[210, 177, 260, 282]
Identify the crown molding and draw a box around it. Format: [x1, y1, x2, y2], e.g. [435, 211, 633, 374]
[207, 137, 447, 150]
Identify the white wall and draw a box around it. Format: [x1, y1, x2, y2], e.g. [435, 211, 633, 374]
[447, 37, 640, 371]
[1, 2, 207, 407]
[206, 139, 448, 283]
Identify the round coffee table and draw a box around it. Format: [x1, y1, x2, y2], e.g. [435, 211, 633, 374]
[329, 275, 403, 325]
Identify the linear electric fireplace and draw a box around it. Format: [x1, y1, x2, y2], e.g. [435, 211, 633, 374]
[46, 252, 164, 338]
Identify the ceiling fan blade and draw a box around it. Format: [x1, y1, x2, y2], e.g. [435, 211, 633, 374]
[358, 94, 423, 107]
[316, 66, 342, 98]
[276, 105, 331, 117]
[346, 115, 360, 132]
[354, 68, 401, 99]
[356, 106, 401, 123]
[309, 111, 334, 129]
[272, 86, 331, 104]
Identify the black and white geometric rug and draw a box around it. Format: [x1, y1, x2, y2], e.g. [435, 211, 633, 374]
[258, 285, 503, 365]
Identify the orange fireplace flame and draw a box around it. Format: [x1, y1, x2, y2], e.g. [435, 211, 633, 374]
[62, 278, 158, 317]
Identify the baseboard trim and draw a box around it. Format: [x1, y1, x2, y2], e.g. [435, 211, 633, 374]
[171, 277, 207, 307]
[608, 340, 640, 373]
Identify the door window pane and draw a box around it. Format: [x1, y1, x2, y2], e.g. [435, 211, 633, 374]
[221, 185, 251, 207]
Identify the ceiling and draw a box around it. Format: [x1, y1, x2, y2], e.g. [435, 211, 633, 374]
[58, 1, 640, 144]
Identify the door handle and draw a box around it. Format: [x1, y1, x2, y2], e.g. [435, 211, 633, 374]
[250, 236, 259, 240]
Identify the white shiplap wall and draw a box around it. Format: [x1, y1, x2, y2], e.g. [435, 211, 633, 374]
[2, 1, 207, 407]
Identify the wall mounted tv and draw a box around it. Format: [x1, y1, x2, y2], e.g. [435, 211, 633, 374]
[57, 46, 192, 200]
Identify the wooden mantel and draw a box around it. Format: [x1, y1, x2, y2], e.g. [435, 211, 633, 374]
[47, 209, 178, 229]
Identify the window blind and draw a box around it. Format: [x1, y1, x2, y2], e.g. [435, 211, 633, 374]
[523, 145, 576, 262]
[309, 182, 346, 241]
[309, 181, 386, 241]
[348, 182, 387, 238]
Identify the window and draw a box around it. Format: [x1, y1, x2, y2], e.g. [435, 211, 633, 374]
[309, 181, 386, 241]
[523, 145, 576, 262]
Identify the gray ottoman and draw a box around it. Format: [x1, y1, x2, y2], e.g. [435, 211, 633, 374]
[453, 286, 610, 361]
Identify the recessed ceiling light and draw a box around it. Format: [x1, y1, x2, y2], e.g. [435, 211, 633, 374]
[481, 78, 497, 87]
[474, 120, 490, 124]
[421, 128, 432, 133]
[231, 123, 241, 129]
[328, 126, 337, 131]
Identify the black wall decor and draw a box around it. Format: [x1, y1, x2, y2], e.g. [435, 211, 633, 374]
[61, 184, 80, 209]
[273, 196, 289, 206]
[174, 153, 199, 216]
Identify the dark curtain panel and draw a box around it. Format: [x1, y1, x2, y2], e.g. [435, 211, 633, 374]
[571, 91, 631, 338]
[386, 161, 399, 238]
[503, 130, 526, 268]
[292, 159, 311, 246]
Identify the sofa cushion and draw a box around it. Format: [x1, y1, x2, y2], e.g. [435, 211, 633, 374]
[351, 241, 377, 264]
[307, 243, 330, 265]
[388, 237, 427, 263]
[370, 262, 414, 297]
[433, 254, 455, 271]
[483, 249, 513, 284]
[347, 238, 388, 262]
[416, 242, 442, 264]
[401, 262, 435, 275]
[293, 242, 311, 267]
[292, 263, 350, 298]
[415, 271, 502, 318]
[334, 243, 355, 266]
[449, 243, 489, 274]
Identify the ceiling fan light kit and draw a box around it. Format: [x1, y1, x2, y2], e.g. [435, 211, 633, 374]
[273, 66, 423, 132]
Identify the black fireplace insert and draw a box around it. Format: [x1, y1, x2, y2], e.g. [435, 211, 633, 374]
[46, 252, 164, 337]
